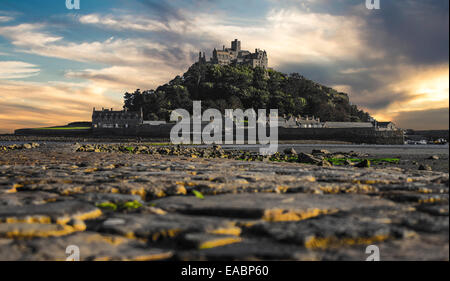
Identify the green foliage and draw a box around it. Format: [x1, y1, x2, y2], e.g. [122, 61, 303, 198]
[192, 190, 205, 199]
[96, 200, 143, 211]
[123, 63, 371, 122]
[326, 158, 400, 166]
[121, 200, 143, 209]
[96, 202, 118, 211]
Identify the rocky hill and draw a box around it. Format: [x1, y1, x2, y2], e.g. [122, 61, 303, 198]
[123, 63, 371, 122]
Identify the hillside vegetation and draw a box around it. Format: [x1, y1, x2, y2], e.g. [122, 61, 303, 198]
[123, 63, 370, 122]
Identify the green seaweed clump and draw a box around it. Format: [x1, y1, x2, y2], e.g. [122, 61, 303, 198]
[96, 200, 143, 211]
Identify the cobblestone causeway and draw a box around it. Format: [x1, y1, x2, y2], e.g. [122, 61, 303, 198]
[0, 143, 448, 260]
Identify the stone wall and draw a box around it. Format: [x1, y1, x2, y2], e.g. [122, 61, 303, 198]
[15, 128, 92, 136]
[277, 127, 404, 145]
[95, 125, 404, 144]
[17, 124, 404, 144]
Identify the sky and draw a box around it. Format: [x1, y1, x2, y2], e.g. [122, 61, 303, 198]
[0, 0, 448, 133]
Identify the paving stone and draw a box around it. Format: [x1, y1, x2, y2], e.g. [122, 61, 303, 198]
[177, 233, 242, 250]
[1, 232, 172, 261]
[0, 238, 25, 261]
[97, 213, 238, 241]
[382, 191, 449, 204]
[0, 200, 101, 224]
[377, 182, 449, 194]
[321, 234, 449, 261]
[175, 238, 320, 261]
[0, 191, 59, 206]
[74, 193, 143, 205]
[151, 193, 395, 221]
[245, 214, 410, 249]
[399, 212, 449, 233]
[417, 204, 449, 216]
[0, 222, 84, 238]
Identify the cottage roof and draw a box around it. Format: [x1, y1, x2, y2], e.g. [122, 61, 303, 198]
[324, 122, 373, 128]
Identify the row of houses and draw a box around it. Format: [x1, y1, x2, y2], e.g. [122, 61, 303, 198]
[273, 115, 396, 130]
[91, 108, 398, 131]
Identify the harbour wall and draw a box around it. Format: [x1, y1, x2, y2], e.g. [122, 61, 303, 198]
[91, 125, 404, 145]
[15, 124, 404, 145]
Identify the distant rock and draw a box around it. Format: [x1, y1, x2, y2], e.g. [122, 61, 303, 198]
[283, 148, 297, 155]
[344, 159, 353, 166]
[312, 149, 331, 155]
[332, 154, 346, 159]
[297, 153, 322, 164]
[419, 164, 432, 171]
[355, 159, 371, 168]
[318, 160, 332, 167]
[22, 143, 32, 149]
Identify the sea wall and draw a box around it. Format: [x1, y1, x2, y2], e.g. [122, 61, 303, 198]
[278, 127, 405, 145]
[15, 124, 404, 144]
[92, 125, 404, 144]
[15, 128, 92, 136]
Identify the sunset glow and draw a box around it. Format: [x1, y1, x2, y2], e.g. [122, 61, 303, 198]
[0, 0, 448, 133]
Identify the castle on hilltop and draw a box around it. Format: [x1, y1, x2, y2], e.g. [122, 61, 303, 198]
[198, 39, 268, 68]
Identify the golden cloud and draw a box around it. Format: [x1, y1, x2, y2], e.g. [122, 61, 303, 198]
[0, 80, 122, 133]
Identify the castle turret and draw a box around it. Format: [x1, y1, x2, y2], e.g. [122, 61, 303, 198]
[198, 51, 206, 64]
[231, 39, 241, 52]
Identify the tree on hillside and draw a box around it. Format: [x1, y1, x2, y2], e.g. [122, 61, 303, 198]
[123, 63, 371, 122]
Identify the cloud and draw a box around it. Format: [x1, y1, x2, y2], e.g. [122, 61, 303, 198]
[79, 13, 185, 33]
[0, 61, 40, 79]
[78, 8, 372, 67]
[0, 80, 122, 133]
[0, 24, 62, 47]
[361, 0, 449, 66]
[65, 7, 381, 99]
[0, 16, 13, 23]
[0, 23, 198, 83]
[392, 108, 449, 130]
[0, 0, 447, 132]
[356, 63, 450, 121]
[65, 66, 175, 92]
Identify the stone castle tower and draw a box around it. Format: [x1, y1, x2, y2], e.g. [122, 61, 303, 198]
[199, 39, 268, 68]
